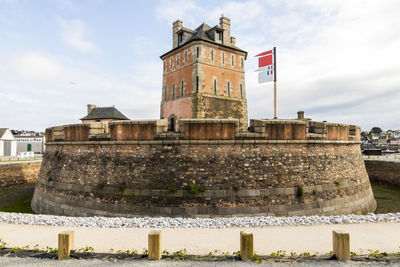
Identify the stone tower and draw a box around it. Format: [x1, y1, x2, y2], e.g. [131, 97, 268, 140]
[160, 16, 248, 131]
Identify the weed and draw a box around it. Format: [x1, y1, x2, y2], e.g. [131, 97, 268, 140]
[251, 253, 263, 264]
[290, 251, 297, 257]
[142, 248, 148, 255]
[299, 251, 311, 258]
[208, 249, 220, 256]
[233, 251, 240, 257]
[350, 251, 357, 256]
[188, 184, 206, 194]
[0, 238, 6, 249]
[44, 246, 58, 254]
[11, 246, 24, 253]
[368, 249, 388, 258]
[296, 185, 304, 197]
[334, 180, 341, 186]
[118, 183, 126, 194]
[173, 248, 187, 256]
[167, 185, 178, 193]
[33, 244, 40, 253]
[54, 152, 62, 160]
[233, 185, 240, 192]
[96, 183, 105, 190]
[162, 249, 170, 255]
[270, 250, 286, 258]
[78, 245, 94, 254]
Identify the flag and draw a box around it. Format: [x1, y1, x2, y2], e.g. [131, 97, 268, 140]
[255, 47, 276, 83]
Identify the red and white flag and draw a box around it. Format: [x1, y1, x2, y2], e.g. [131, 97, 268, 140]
[255, 48, 276, 83]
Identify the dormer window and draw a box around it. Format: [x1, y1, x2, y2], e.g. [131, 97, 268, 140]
[178, 33, 184, 44]
[217, 31, 223, 42]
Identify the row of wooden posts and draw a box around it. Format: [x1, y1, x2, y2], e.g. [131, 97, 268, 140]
[58, 230, 350, 261]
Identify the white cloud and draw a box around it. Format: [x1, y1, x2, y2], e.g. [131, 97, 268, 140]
[12, 52, 62, 80]
[58, 18, 100, 53]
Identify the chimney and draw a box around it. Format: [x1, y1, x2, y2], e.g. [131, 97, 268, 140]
[297, 111, 305, 120]
[87, 104, 96, 115]
[219, 16, 231, 45]
[230, 36, 236, 46]
[172, 20, 183, 49]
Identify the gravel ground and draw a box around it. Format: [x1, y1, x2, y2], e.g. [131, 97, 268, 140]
[1, 212, 400, 228]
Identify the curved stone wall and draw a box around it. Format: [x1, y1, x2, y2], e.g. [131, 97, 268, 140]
[32, 139, 376, 217]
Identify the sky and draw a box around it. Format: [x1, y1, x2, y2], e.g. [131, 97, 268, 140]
[0, 0, 400, 132]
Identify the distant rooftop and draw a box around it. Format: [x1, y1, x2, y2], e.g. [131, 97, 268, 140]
[80, 106, 129, 121]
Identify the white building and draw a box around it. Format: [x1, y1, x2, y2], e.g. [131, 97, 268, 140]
[15, 135, 45, 154]
[0, 128, 17, 156]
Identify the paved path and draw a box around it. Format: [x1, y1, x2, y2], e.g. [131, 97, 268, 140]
[1, 223, 399, 255]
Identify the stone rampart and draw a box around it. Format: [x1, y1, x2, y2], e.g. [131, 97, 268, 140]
[0, 162, 41, 187]
[32, 119, 375, 217]
[364, 160, 400, 187]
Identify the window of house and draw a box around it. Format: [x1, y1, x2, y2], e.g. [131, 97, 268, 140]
[181, 81, 184, 96]
[196, 47, 200, 58]
[241, 57, 244, 68]
[218, 31, 223, 41]
[213, 79, 217, 95]
[172, 84, 175, 98]
[240, 84, 243, 99]
[227, 82, 231, 97]
[211, 49, 214, 62]
[231, 55, 235, 66]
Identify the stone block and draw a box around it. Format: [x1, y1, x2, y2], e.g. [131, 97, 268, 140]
[332, 230, 350, 260]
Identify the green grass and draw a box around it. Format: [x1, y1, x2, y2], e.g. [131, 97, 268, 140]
[0, 194, 34, 213]
[371, 182, 400, 214]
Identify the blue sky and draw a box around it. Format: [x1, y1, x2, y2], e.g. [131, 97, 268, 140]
[1, 0, 400, 131]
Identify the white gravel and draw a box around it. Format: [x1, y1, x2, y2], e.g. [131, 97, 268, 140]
[1, 212, 400, 228]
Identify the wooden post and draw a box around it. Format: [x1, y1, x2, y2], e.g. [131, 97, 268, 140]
[58, 231, 74, 260]
[148, 230, 162, 260]
[332, 230, 350, 260]
[240, 231, 253, 260]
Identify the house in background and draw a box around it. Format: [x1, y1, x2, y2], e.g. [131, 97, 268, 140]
[0, 128, 17, 156]
[15, 135, 45, 154]
[80, 104, 129, 123]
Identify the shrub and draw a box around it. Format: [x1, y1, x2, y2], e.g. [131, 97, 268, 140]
[96, 183, 105, 190]
[296, 185, 304, 197]
[233, 185, 240, 192]
[167, 185, 178, 193]
[188, 184, 206, 194]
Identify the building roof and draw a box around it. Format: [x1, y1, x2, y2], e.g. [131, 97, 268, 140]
[0, 128, 8, 139]
[160, 21, 247, 59]
[80, 106, 129, 121]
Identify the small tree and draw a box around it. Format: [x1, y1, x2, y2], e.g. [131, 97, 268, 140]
[370, 127, 382, 134]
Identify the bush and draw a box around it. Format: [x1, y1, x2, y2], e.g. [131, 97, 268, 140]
[188, 184, 206, 194]
[296, 185, 304, 197]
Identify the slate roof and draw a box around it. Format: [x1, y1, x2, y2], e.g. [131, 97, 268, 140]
[160, 21, 247, 59]
[80, 106, 129, 121]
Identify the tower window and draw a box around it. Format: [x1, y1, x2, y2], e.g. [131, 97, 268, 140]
[240, 84, 243, 99]
[178, 33, 183, 44]
[213, 79, 217, 95]
[196, 47, 200, 58]
[181, 81, 184, 96]
[172, 84, 175, 98]
[196, 76, 199, 92]
[211, 50, 214, 62]
[170, 58, 172, 69]
[164, 86, 167, 100]
[176, 55, 180, 66]
[241, 57, 244, 68]
[184, 50, 188, 62]
[227, 82, 231, 97]
[231, 55, 235, 66]
[222, 52, 225, 64]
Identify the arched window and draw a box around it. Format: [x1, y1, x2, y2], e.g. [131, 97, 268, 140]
[168, 115, 177, 132]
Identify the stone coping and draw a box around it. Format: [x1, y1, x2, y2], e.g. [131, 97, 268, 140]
[46, 140, 362, 145]
[251, 119, 307, 125]
[179, 119, 239, 125]
[109, 120, 167, 126]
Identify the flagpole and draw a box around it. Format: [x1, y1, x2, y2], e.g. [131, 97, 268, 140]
[273, 47, 277, 119]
